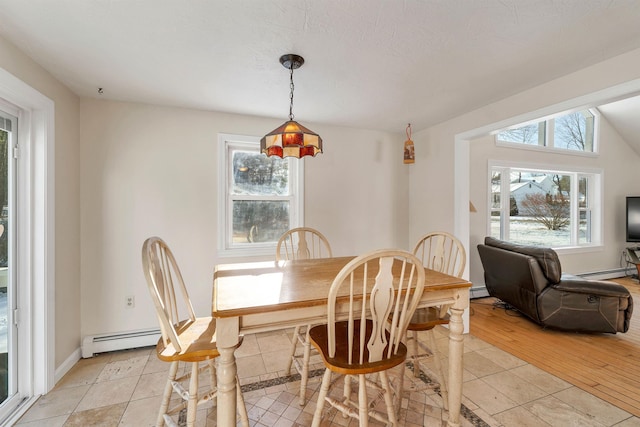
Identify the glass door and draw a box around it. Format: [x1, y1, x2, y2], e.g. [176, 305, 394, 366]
[0, 108, 16, 413]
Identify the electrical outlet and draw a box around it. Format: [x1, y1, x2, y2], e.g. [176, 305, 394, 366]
[126, 295, 135, 308]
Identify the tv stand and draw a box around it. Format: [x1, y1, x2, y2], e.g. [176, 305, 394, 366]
[626, 247, 640, 278]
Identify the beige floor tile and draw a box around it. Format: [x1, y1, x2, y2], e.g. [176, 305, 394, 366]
[462, 351, 507, 378]
[14, 414, 69, 426]
[553, 386, 632, 426]
[16, 385, 89, 423]
[462, 378, 520, 415]
[474, 345, 528, 370]
[62, 402, 127, 427]
[95, 354, 148, 382]
[75, 376, 139, 412]
[481, 370, 548, 405]
[257, 330, 293, 353]
[615, 416, 640, 426]
[262, 348, 294, 374]
[119, 395, 163, 426]
[236, 333, 261, 357]
[53, 362, 105, 389]
[141, 354, 167, 374]
[523, 395, 608, 427]
[237, 353, 267, 378]
[493, 405, 553, 427]
[130, 370, 167, 400]
[509, 363, 572, 393]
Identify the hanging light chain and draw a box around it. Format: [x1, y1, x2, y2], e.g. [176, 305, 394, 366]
[288, 66, 295, 121]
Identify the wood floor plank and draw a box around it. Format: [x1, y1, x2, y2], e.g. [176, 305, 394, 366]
[470, 277, 640, 417]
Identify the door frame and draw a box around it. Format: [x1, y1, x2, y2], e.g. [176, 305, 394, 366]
[0, 67, 55, 421]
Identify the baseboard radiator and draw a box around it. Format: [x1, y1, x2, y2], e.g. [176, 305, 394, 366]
[81, 328, 161, 358]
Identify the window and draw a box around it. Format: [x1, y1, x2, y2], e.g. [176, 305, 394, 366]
[489, 162, 601, 249]
[496, 109, 597, 153]
[218, 134, 303, 256]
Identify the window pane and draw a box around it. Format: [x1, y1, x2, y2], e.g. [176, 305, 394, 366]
[231, 150, 289, 196]
[232, 200, 290, 244]
[497, 122, 543, 145]
[553, 110, 594, 152]
[509, 172, 571, 247]
[578, 176, 591, 243]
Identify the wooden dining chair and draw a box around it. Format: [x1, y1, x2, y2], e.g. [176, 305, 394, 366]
[407, 231, 466, 410]
[309, 249, 425, 426]
[276, 227, 332, 406]
[142, 236, 249, 427]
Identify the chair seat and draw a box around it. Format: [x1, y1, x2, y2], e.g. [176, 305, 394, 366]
[156, 317, 228, 363]
[309, 319, 407, 375]
[408, 307, 450, 331]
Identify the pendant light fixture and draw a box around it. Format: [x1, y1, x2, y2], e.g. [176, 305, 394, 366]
[260, 54, 323, 158]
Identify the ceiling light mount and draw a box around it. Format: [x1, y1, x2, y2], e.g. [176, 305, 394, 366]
[260, 53, 323, 159]
[279, 54, 304, 70]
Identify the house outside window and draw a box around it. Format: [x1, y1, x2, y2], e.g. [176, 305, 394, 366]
[218, 133, 303, 256]
[489, 162, 601, 249]
[496, 109, 597, 154]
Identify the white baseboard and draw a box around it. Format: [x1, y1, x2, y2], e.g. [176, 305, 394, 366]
[55, 348, 81, 384]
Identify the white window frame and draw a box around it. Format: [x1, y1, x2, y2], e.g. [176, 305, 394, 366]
[495, 108, 600, 157]
[217, 133, 304, 257]
[0, 66, 55, 424]
[488, 160, 603, 253]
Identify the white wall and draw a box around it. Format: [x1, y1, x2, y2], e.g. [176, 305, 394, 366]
[409, 47, 640, 290]
[79, 99, 409, 337]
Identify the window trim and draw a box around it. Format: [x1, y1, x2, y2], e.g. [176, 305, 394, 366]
[487, 160, 603, 253]
[217, 133, 304, 257]
[494, 108, 600, 157]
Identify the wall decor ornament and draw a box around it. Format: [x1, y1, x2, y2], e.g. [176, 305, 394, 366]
[404, 123, 415, 164]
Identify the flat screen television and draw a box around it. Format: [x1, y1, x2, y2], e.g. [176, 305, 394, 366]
[626, 196, 640, 243]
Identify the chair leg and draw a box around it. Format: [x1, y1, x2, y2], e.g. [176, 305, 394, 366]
[236, 375, 250, 427]
[412, 330, 420, 378]
[286, 325, 301, 374]
[427, 329, 448, 411]
[342, 374, 352, 418]
[186, 362, 199, 427]
[311, 369, 332, 427]
[379, 370, 398, 426]
[396, 360, 406, 419]
[299, 326, 312, 406]
[157, 361, 179, 427]
[208, 359, 217, 407]
[358, 374, 369, 427]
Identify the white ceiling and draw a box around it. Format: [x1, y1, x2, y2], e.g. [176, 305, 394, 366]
[1, 0, 640, 133]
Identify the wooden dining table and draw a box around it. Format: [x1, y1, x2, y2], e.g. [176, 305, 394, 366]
[212, 256, 471, 427]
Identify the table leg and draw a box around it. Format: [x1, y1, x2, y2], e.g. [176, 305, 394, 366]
[446, 303, 465, 427]
[216, 317, 240, 427]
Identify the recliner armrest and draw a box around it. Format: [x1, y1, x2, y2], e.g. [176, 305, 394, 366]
[554, 275, 631, 298]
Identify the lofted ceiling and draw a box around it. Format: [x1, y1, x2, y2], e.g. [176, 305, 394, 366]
[0, 0, 640, 134]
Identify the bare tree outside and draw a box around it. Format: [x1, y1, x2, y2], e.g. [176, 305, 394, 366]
[519, 193, 570, 231]
[498, 123, 540, 145]
[554, 110, 594, 151]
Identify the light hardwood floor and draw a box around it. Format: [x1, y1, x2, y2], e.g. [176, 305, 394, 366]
[469, 276, 640, 417]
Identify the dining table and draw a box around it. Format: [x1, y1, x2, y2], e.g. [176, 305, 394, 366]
[212, 255, 471, 427]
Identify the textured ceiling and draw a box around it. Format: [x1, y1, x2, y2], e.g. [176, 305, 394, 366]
[1, 0, 640, 132]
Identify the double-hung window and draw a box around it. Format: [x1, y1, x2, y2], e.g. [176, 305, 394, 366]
[218, 133, 303, 256]
[489, 162, 601, 249]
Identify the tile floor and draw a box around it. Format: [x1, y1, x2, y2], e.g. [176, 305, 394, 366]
[12, 326, 640, 427]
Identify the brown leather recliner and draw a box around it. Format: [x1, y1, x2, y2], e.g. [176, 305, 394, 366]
[477, 237, 633, 333]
